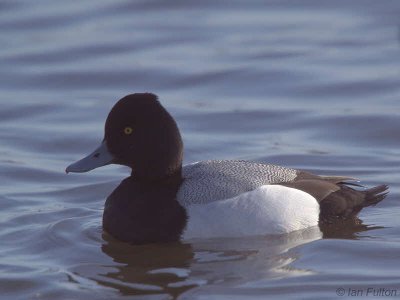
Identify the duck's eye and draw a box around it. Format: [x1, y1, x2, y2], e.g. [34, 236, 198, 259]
[123, 126, 133, 135]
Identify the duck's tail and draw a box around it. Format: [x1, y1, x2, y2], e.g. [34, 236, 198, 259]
[319, 183, 389, 223]
[361, 184, 389, 207]
[279, 171, 389, 223]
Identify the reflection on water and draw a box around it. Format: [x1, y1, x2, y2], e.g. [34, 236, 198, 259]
[71, 228, 322, 298]
[72, 223, 385, 299]
[100, 236, 194, 298]
[319, 218, 384, 239]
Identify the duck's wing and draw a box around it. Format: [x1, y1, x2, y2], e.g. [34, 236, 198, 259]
[177, 160, 298, 206]
[277, 170, 358, 203]
[280, 170, 388, 221]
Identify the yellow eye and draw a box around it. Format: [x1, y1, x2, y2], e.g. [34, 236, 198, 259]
[124, 126, 133, 135]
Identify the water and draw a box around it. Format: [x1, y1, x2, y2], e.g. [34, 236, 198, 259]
[1, 0, 400, 299]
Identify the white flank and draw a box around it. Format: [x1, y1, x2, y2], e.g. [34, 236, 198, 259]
[182, 185, 319, 239]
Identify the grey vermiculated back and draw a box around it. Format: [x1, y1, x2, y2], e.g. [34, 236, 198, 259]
[176, 160, 298, 206]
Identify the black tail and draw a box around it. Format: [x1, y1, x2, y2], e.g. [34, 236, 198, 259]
[319, 184, 389, 223]
[362, 184, 389, 207]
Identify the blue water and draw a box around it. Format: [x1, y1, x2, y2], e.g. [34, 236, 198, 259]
[1, 1, 400, 299]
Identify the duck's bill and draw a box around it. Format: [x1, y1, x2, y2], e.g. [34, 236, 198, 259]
[66, 140, 115, 173]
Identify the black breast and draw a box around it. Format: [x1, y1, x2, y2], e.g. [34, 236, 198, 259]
[103, 175, 187, 244]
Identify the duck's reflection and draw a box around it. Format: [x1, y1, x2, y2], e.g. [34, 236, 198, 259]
[95, 227, 321, 298]
[319, 217, 384, 239]
[100, 233, 195, 298]
[90, 222, 380, 298]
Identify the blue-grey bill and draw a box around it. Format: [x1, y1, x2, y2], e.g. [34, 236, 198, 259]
[66, 140, 114, 173]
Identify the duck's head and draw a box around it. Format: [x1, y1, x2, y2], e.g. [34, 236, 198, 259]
[66, 93, 183, 179]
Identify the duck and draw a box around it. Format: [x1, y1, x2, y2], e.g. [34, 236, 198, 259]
[66, 93, 388, 244]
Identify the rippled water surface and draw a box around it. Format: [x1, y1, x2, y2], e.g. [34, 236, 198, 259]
[1, 1, 400, 299]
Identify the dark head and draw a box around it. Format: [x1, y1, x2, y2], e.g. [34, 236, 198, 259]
[66, 93, 183, 179]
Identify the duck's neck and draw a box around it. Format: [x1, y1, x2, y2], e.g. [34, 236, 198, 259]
[130, 165, 183, 183]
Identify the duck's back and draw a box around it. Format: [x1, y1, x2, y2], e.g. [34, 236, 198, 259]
[177, 160, 298, 206]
